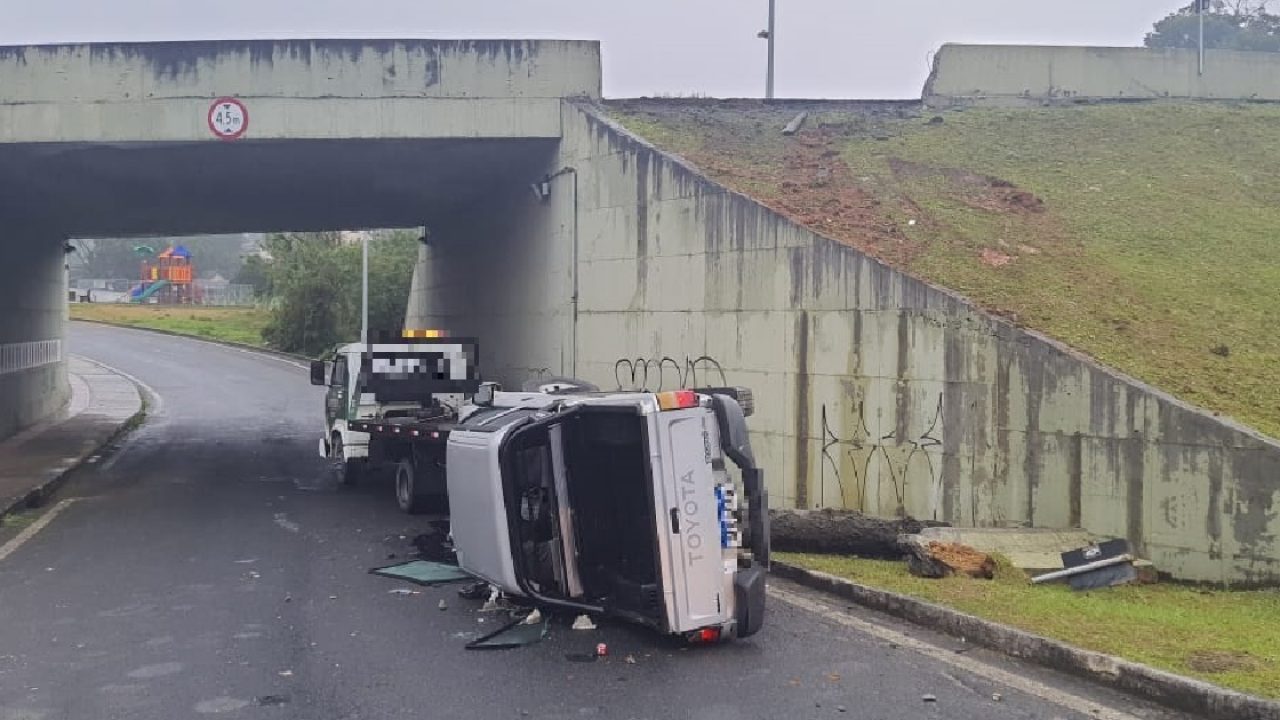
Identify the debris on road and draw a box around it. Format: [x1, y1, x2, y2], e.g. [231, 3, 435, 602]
[522, 609, 542, 625]
[922, 694, 937, 703]
[438, 599, 448, 611]
[624, 655, 637, 665]
[387, 588, 421, 596]
[596, 643, 608, 657]
[370, 560, 472, 586]
[466, 612, 550, 650]
[457, 581, 490, 600]
[571, 614, 597, 631]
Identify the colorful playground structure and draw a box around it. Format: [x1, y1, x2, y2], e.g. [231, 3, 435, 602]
[130, 245, 195, 304]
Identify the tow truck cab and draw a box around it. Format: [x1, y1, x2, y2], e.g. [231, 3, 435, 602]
[310, 338, 475, 511]
[446, 385, 769, 641]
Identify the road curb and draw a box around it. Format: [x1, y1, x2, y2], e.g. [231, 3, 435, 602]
[0, 362, 147, 521]
[771, 560, 1280, 720]
[71, 318, 313, 364]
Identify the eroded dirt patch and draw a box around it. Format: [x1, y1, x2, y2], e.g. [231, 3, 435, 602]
[1186, 650, 1261, 674]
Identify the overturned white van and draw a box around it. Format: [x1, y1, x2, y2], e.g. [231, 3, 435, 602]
[446, 384, 769, 642]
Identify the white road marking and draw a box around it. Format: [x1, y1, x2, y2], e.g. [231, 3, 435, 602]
[768, 585, 1143, 720]
[72, 354, 164, 417]
[0, 499, 80, 563]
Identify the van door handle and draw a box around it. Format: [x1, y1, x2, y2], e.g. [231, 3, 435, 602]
[669, 508, 681, 534]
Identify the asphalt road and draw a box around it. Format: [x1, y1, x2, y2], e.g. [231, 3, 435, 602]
[0, 323, 1194, 720]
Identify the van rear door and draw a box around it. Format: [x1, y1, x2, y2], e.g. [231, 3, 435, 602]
[650, 408, 730, 633]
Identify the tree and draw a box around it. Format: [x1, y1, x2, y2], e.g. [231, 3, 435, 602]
[177, 235, 250, 279]
[363, 229, 421, 342]
[258, 230, 422, 356]
[260, 232, 356, 356]
[73, 238, 145, 281]
[1145, 1, 1280, 52]
[234, 254, 272, 298]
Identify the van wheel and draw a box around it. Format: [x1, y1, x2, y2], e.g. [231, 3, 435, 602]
[395, 458, 429, 514]
[331, 434, 362, 486]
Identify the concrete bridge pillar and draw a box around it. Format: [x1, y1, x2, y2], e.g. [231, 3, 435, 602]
[0, 234, 70, 440]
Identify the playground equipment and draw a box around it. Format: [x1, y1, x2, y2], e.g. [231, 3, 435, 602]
[130, 245, 195, 304]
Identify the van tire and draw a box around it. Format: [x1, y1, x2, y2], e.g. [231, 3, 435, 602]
[331, 433, 362, 486]
[395, 458, 429, 514]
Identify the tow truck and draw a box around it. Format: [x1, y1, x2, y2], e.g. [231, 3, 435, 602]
[310, 333, 769, 640]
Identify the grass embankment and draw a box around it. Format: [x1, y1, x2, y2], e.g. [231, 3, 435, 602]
[778, 552, 1280, 699]
[612, 102, 1280, 439]
[70, 304, 270, 347]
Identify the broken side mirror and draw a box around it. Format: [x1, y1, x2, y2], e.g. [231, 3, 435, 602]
[310, 360, 328, 386]
[474, 381, 499, 407]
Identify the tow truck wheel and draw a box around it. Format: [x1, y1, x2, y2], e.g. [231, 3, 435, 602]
[331, 433, 362, 486]
[395, 458, 430, 514]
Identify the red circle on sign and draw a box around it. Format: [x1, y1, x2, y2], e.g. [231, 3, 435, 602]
[207, 97, 249, 140]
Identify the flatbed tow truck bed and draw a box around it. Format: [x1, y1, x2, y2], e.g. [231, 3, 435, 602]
[348, 417, 456, 513]
[348, 417, 456, 440]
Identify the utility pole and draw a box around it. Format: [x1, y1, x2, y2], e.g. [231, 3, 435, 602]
[361, 234, 369, 346]
[758, 0, 776, 100]
[1199, 0, 1207, 76]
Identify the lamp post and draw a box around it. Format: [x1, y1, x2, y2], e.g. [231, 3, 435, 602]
[361, 233, 369, 346]
[758, 0, 776, 100]
[1199, 0, 1205, 75]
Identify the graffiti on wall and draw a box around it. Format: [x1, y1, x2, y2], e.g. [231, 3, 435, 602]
[818, 391, 945, 520]
[613, 355, 729, 391]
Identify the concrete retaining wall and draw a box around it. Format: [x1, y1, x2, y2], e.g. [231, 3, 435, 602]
[407, 101, 1280, 585]
[925, 44, 1280, 106]
[0, 237, 69, 440]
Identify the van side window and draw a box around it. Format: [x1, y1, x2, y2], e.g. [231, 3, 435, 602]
[330, 357, 347, 387]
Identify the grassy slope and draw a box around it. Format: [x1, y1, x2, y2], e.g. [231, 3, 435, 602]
[779, 552, 1280, 699]
[612, 102, 1280, 439]
[70, 304, 270, 347]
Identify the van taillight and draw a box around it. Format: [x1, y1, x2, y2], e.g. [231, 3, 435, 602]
[657, 390, 698, 411]
[689, 627, 721, 644]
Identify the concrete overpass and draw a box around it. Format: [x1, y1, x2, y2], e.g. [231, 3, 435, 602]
[0, 38, 599, 439]
[4, 38, 1278, 584]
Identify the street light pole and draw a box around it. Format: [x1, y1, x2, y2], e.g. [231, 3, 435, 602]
[1198, 1, 1206, 76]
[766, 0, 776, 100]
[361, 234, 369, 346]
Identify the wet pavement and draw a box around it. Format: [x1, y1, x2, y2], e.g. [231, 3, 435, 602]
[0, 354, 142, 518]
[0, 322, 1197, 720]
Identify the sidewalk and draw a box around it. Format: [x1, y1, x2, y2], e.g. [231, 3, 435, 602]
[0, 355, 144, 518]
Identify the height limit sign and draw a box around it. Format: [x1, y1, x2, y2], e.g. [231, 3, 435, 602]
[208, 98, 249, 140]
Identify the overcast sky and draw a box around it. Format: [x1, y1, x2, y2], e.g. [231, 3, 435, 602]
[4, 1, 1179, 98]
